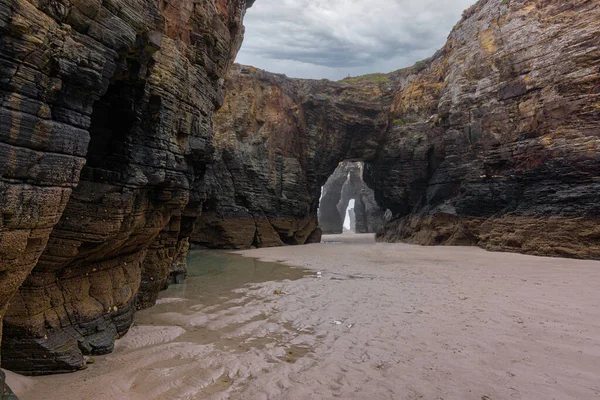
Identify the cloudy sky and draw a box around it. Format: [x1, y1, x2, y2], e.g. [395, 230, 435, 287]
[236, 0, 475, 80]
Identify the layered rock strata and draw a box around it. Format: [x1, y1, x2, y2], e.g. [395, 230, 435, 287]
[0, 0, 598, 381]
[0, 0, 253, 375]
[192, 65, 394, 248]
[371, 0, 600, 259]
[202, 0, 600, 259]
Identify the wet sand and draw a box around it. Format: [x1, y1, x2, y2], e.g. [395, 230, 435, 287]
[6, 234, 600, 399]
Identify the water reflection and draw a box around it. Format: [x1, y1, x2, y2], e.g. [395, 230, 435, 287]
[139, 251, 309, 311]
[133, 251, 311, 350]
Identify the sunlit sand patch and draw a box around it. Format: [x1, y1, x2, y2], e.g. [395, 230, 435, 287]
[115, 326, 187, 350]
[155, 297, 185, 305]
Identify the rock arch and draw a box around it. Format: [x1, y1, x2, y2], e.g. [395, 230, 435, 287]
[191, 64, 394, 248]
[193, 0, 600, 260]
[318, 162, 383, 235]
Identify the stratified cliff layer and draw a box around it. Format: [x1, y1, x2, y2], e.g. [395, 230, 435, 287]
[192, 65, 394, 248]
[0, 0, 253, 375]
[200, 0, 599, 258]
[372, 0, 600, 258]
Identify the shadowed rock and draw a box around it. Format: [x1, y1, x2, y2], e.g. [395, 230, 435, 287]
[0, 371, 16, 400]
[319, 163, 354, 235]
[191, 65, 393, 247]
[197, 0, 600, 259]
[0, 0, 253, 375]
[370, 0, 600, 259]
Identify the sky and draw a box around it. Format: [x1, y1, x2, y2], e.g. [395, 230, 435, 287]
[236, 0, 475, 80]
[343, 199, 355, 231]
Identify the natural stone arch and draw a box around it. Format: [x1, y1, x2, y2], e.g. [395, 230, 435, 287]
[318, 161, 383, 234]
[194, 0, 600, 261]
[191, 64, 395, 249]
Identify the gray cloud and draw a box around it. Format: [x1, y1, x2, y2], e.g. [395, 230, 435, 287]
[236, 0, 475, 79]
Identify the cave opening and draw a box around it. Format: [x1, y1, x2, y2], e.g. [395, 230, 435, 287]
[317, 161, 384, 235]
[82, 79, 143, 183]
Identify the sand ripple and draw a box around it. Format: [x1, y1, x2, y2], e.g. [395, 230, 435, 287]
[8, 234, 600, 400]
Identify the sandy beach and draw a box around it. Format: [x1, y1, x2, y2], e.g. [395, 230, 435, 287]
[6, 234, 600, 399]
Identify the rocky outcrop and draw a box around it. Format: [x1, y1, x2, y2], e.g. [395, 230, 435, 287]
[191, 65, 394, 248]
[0, 371, 16, 400]
[199, 0, 599, 259]
[370, 0, 600, 259]
[318, 163, 354, 235]
[0, 0, 598, 381]
[338, 163, 383, 234]
[319, 162, 383, 234]
[353, 184, 384, 234]
[0, 0, 253, 375]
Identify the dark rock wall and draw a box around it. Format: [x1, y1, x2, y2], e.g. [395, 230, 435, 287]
[372, 0, 600, 259]
[200, 0, 600, 259]
[0, 0, 252, 375]
[191, 65, 393, 248]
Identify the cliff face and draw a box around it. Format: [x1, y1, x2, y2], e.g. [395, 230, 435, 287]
[201, 0, 600, 258]
[192, 65, 393, 248]
[0, 0, 252, 374]
[0, 0, 598, 380]
[372, 0, 600, 258]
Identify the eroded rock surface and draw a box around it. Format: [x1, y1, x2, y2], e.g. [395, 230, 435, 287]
[0, 0, 253, 375]
[192, 65, 393, 248]
[353, 184, 384, 235]
[371, 0, 600, 259]
[319, 162, 383, 234]
[319, 163, 354, 235]
[200, 0, 599, 259]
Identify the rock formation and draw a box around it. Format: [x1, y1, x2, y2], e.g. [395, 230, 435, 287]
[319, 163, 354, 235]
[354, 186, 384, 235]
[0, 0, 599, 382]
[0, 0, 254, 375]
[201, 0, 600, 259]
[318, 162, 383, 234]
[371, 0, 600, 259]
[191, 65, 393, 248]
[0, 371, 16, 400]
